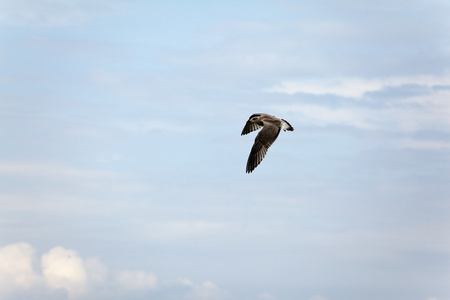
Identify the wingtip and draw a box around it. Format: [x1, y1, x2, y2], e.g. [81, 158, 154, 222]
[246, 164, 255, 173]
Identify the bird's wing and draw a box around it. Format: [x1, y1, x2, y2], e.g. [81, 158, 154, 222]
[241, 121, 263, 135]
[246, 123, 281, 173]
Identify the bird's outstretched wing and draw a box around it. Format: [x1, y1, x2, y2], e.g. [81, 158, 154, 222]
[246, 123, 281, 173]
[241, 121, 263, 135]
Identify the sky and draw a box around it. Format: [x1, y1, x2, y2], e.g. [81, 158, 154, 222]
[1, 0, 450, 299]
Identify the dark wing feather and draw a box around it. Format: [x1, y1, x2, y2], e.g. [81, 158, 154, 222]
[246, 124, 281, 173]
[241, 121, 263, 135]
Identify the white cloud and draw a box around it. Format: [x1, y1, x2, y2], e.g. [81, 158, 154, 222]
[0, 243, 42, 294]
[117, 270, 158, 290]
[41, 247, 91, 298]
[265, 75, 450, 98]
[0, 243, 223, 300]
[0, 244, 108, 298]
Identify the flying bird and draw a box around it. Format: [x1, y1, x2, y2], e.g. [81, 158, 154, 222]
[241, 113, 294, 173]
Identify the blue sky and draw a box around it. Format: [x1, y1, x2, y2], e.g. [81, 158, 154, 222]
[1, 0, 450, 299]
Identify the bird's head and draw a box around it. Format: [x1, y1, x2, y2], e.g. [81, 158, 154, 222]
[248, 114, 262, 122]
[248, 113, 264, 126]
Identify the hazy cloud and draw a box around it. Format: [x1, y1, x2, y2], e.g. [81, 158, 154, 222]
[270, 104, 375, 129]
[258, 292, 279, 300]
[0, 161, 120, 180]
[131, 220, 230, 242]
[0, 0, 118, 27]
[267, 78, 450, 142]
[116, 270, 157, 291]
[2, 1, 450, 299]
[117, 120, 194, 135]
[395, 138, 450, 150]
[188, 281, 223, 300]
[265, 75, 450, 98]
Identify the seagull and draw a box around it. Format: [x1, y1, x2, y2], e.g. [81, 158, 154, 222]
[241, 113, 294, 173]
